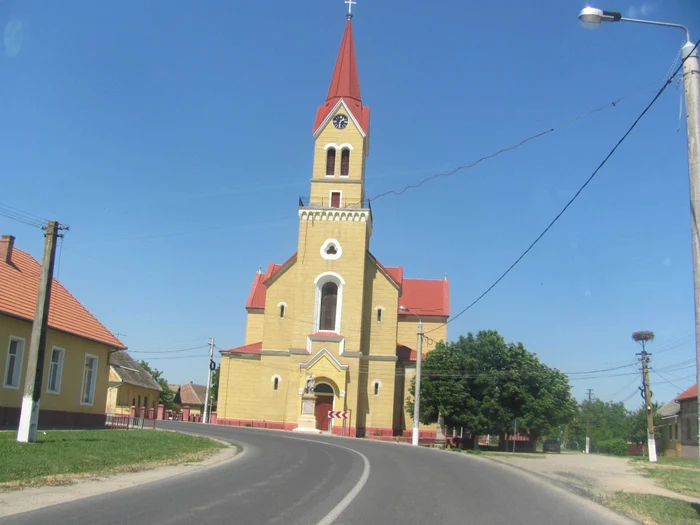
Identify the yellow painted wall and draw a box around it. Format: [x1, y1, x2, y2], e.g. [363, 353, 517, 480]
[397, 317, 447, 352]
[361, 259, 400, 357]
[357, 360, 396, 429]
[292, 218, 370, 353]
[245, 311, 264, 345]
[106, 379, 160, 414]
[0, 314, 112, 415]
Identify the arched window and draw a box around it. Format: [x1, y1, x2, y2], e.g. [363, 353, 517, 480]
[273, 377, 279, 391]
[326, 148, 336, 176]
[374, 383, 379, 396]
[319, 282, 338, 331]
[377, 308, 382, 323]
[340, 149, 350, 176]
[279, 304, 285, 318]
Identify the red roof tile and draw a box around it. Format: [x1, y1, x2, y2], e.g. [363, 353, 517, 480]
[0, 244, 125, 349]
[246, 254, 296, 309]
[313, 20, 370, 135]
[220, 341, 262, 355]
[399, 278, 450, 317]
[396, 344, 425, 362]
[178, 382, 207, 406]
[677, 384, 697, 401]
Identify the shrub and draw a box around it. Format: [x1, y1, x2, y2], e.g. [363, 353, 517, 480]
[595, 438, 628, 456]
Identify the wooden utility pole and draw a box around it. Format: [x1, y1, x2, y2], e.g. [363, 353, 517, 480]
[585, 388, 593, 454]
[633, 330, 657, 463]
[17, 221, 64, 443]
[639, 350, 657, 462]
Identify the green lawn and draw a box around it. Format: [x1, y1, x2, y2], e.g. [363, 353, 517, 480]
[602, 493, 700, 525]
[630, 457, 700, 499]
[0, 429, 223, 488]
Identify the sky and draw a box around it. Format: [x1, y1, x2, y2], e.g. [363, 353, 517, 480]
[1, 0, 699, 408]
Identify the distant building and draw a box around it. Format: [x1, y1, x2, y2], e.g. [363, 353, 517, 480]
[0, 234, 126, 429]
[173, 382, 207, 415]
[106, 351, 162, 415]
[659, 384, 698, 458]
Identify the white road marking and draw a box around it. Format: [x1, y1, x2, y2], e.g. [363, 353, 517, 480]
[280, 436, 371, 525]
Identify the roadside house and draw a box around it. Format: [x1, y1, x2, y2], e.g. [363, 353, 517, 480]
[106, 351, 162, 415]
[173, 382, 207, 415]
[658, 398, 682, 457]
[0, 235, 126, 428]
[676, 384, 699, 458]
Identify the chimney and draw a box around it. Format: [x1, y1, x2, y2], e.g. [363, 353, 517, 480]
[0, 235, 15, 264]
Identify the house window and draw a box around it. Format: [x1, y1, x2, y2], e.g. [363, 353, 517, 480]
[280, 304, 285, 318]
[81, 354, 98, 405]
[47, 347, 64, 394]
[4, 337, 25, 389]
[340, 149, 350, 176]
[319, 282, 338, 331]
[330, 191, 341, 208]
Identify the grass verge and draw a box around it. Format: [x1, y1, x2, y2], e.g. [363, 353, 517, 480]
[601, 493, 700, 525]
[629, 457, 700, 499]
[0, 429, 223, 489]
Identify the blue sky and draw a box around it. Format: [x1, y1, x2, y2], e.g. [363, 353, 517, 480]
[1, 0, 699, 407]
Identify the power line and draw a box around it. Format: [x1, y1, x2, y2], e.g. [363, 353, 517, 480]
[0, 202, 48, 229]
[129, 344, 209, 355]
[426, 40, 700, 335]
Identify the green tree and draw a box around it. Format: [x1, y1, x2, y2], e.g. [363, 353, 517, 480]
[210, 365, 221, 409]
[408, 330, 577, 441]
[139, 360, 176, 409]
[626, 403, 664, 446]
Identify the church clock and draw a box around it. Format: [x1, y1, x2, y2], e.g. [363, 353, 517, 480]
[332, 114, 349, 129]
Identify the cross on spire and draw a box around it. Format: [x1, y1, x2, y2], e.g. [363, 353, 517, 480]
[345, 0, 356, 19]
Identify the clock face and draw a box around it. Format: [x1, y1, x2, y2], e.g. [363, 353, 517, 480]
[332, 114, 349, 129]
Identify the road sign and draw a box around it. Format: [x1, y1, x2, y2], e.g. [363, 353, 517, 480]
[328, 410, 350, 419]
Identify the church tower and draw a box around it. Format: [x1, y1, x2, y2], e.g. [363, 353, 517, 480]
[295, 14, 372, 356]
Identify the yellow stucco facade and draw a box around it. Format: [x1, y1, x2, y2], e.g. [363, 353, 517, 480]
[216, 20, 448, 438]
[1, 313, 112, 425]
[106, 368, 160, 415]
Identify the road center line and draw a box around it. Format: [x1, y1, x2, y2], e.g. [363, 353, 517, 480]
[280, 436, 371, 525]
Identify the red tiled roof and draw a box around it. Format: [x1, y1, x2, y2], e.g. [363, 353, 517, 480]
[399, 278, 450, 317]
[246, 254, 297, 310]
[366, 251, 402, 288]
[178, 382, 207, 406]
[313, 20, 370, 135]
[220, 341, 262, 355]
[245, 271, 266, 309]
[677, 384, 698, 401]
[0, 244, 125, 349]
[396, 344, 426, 362]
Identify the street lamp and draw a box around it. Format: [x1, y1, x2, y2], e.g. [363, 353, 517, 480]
[400, 305, 423, 446]
[578, 7, 699, 460]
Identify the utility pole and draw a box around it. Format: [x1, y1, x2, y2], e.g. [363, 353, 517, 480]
[202, 337, 215, 424]
[413, 319, 423, 446]
[633, 331, 657, 463]
[17, 221, 66, 443]
[585, 388, 593, 454]
[681, 41, 700, 463]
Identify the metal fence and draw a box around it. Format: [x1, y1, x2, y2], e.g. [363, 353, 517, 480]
[105, 413, 156, 430]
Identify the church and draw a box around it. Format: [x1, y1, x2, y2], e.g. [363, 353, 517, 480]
[216, 12, 449, 438]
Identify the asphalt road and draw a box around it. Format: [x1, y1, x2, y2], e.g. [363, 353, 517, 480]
[4, 422, 635, 525]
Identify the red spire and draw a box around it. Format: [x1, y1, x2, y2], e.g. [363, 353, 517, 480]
[326, 20, 361, 104]
[313, 20, 370, 135]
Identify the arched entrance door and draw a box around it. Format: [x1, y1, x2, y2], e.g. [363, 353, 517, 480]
[314, 383, 334, 431]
